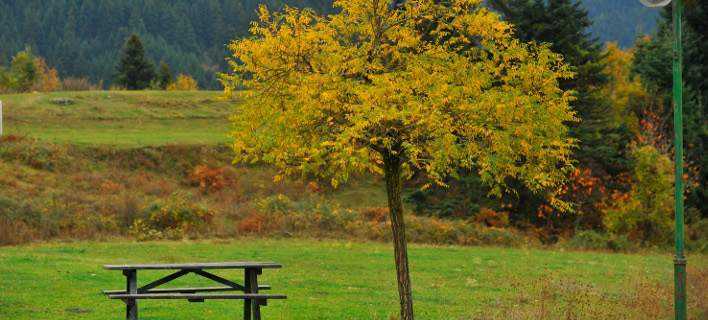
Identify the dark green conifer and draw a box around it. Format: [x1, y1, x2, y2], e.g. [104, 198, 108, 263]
[490, 0, 632, 175]
[156, 61, 173, 90]
[487, 0, 633, 231]
[115, 34, 155, 90]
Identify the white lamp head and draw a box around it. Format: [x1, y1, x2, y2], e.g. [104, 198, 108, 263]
[639, 0, 672, 7]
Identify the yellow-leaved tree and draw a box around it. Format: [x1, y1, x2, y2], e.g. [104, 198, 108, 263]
[222, 1, 576, 318]
[167, 74, 199, 91]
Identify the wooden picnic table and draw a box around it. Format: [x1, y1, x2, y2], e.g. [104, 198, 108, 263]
[103, 261, 286, 320]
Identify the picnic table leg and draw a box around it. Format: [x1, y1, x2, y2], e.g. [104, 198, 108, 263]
[250, 269, 261, 320]
[244, 268, 262, 320]
[244, 269, 252, 320]
[124, 270, 138, 320]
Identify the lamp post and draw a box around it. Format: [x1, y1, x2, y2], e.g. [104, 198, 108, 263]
[639, 0, 686, 319]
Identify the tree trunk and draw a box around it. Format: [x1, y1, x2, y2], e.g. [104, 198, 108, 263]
[383, 153, 414, 320]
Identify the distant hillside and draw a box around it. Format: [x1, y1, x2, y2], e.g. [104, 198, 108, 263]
[0, 0, 657, 89]
[0, 0, 335, 89]
[582, 0, 660, 47]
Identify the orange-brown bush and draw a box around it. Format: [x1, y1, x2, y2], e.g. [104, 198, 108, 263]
[31, 57, 61, 92]
[189, 165, 234, 193]
[474, 207, 510, 228]
[237, 211, 267, 234]
[359, 207, 388, 223]
[0, 218, 37, 245]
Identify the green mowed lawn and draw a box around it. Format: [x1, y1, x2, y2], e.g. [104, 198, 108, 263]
[0, 91, 233, 147]
[0, 239, 694, 320]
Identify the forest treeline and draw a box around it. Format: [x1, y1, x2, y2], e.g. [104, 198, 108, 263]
[0, 0, 654, 89]
[0, 0, 336, 89]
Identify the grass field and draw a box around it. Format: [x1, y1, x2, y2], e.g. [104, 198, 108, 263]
[0, 91, 233, 147]
[2, 239, 704, 320]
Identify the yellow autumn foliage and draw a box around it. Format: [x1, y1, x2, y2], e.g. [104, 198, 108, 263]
[32, 57, 61, 92]
[602, 42, 656, 134]
[167, 74, 198, 91]
[223, 0, 577, 208]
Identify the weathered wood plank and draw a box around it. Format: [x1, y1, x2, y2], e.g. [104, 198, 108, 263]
[104, 262, 281, 270]
[102, 285, 271, 295]
[138, 269, 190, 292]
[248, 268, 262, 320]
[244, 269, 252, 320]
[107, 293, 286, 300]
[192, 269, 244, 291]
[123, 270, 138, 320]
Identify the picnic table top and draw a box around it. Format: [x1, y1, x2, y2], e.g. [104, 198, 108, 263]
[103, 261, 282, 270]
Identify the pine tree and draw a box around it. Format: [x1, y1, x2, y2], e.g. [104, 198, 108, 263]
[488, 0, 631, 229]
[156, 61, 173, 90]
[115, 34, 155, 90]
[489, 1, 619, 165]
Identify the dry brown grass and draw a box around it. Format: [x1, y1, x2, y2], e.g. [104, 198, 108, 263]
[471, 266, 707, 320]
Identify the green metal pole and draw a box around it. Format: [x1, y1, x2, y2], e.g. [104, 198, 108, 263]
[672, 0, 686, 319]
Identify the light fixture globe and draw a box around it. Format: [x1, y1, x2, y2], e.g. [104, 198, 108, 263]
[639, 0, 672, 7]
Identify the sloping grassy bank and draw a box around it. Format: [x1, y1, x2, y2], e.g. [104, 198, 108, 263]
[0, 90, 233, 146]
[0, 136, 535, 248]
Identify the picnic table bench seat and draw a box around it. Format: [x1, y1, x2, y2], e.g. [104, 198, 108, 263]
[107, 293, 287, 303]
[102, 285, 271, 295]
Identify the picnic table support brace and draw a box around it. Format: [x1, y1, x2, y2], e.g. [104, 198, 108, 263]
[192, 269, 245, 291]
[139, 269, 190, 293]
[124, 270, 138, 320]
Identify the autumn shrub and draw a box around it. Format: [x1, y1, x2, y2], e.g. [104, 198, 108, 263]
[0, 195, 38, 245]
[166, 74, 198, 91]
[96, 193, 142, 231]
[31, 57, 61, 92]
[189, 165, 236, 194]
[242, 195, 529, 246]
[557, 167, 614, 230]
[406, 172, 496, 219]
[687, 219, 708, 253]
[564, 230, 634, 252]
[603, 145, 674, 245]
[237, 211, 268, 234]
[256, 194, 296, 215]
[0, 67, 10, 93]
[61, 77, 98, 91]
[129, 192, 213, 240]
[0, 217, 35, 245]
[0, 137, 71, 171]
[474, 207, 510, 228]
[359, 207, 388, 223]
[250, 194, 359, 237]
[0, 191, 113, 244]
[2, 138, 692, 251]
